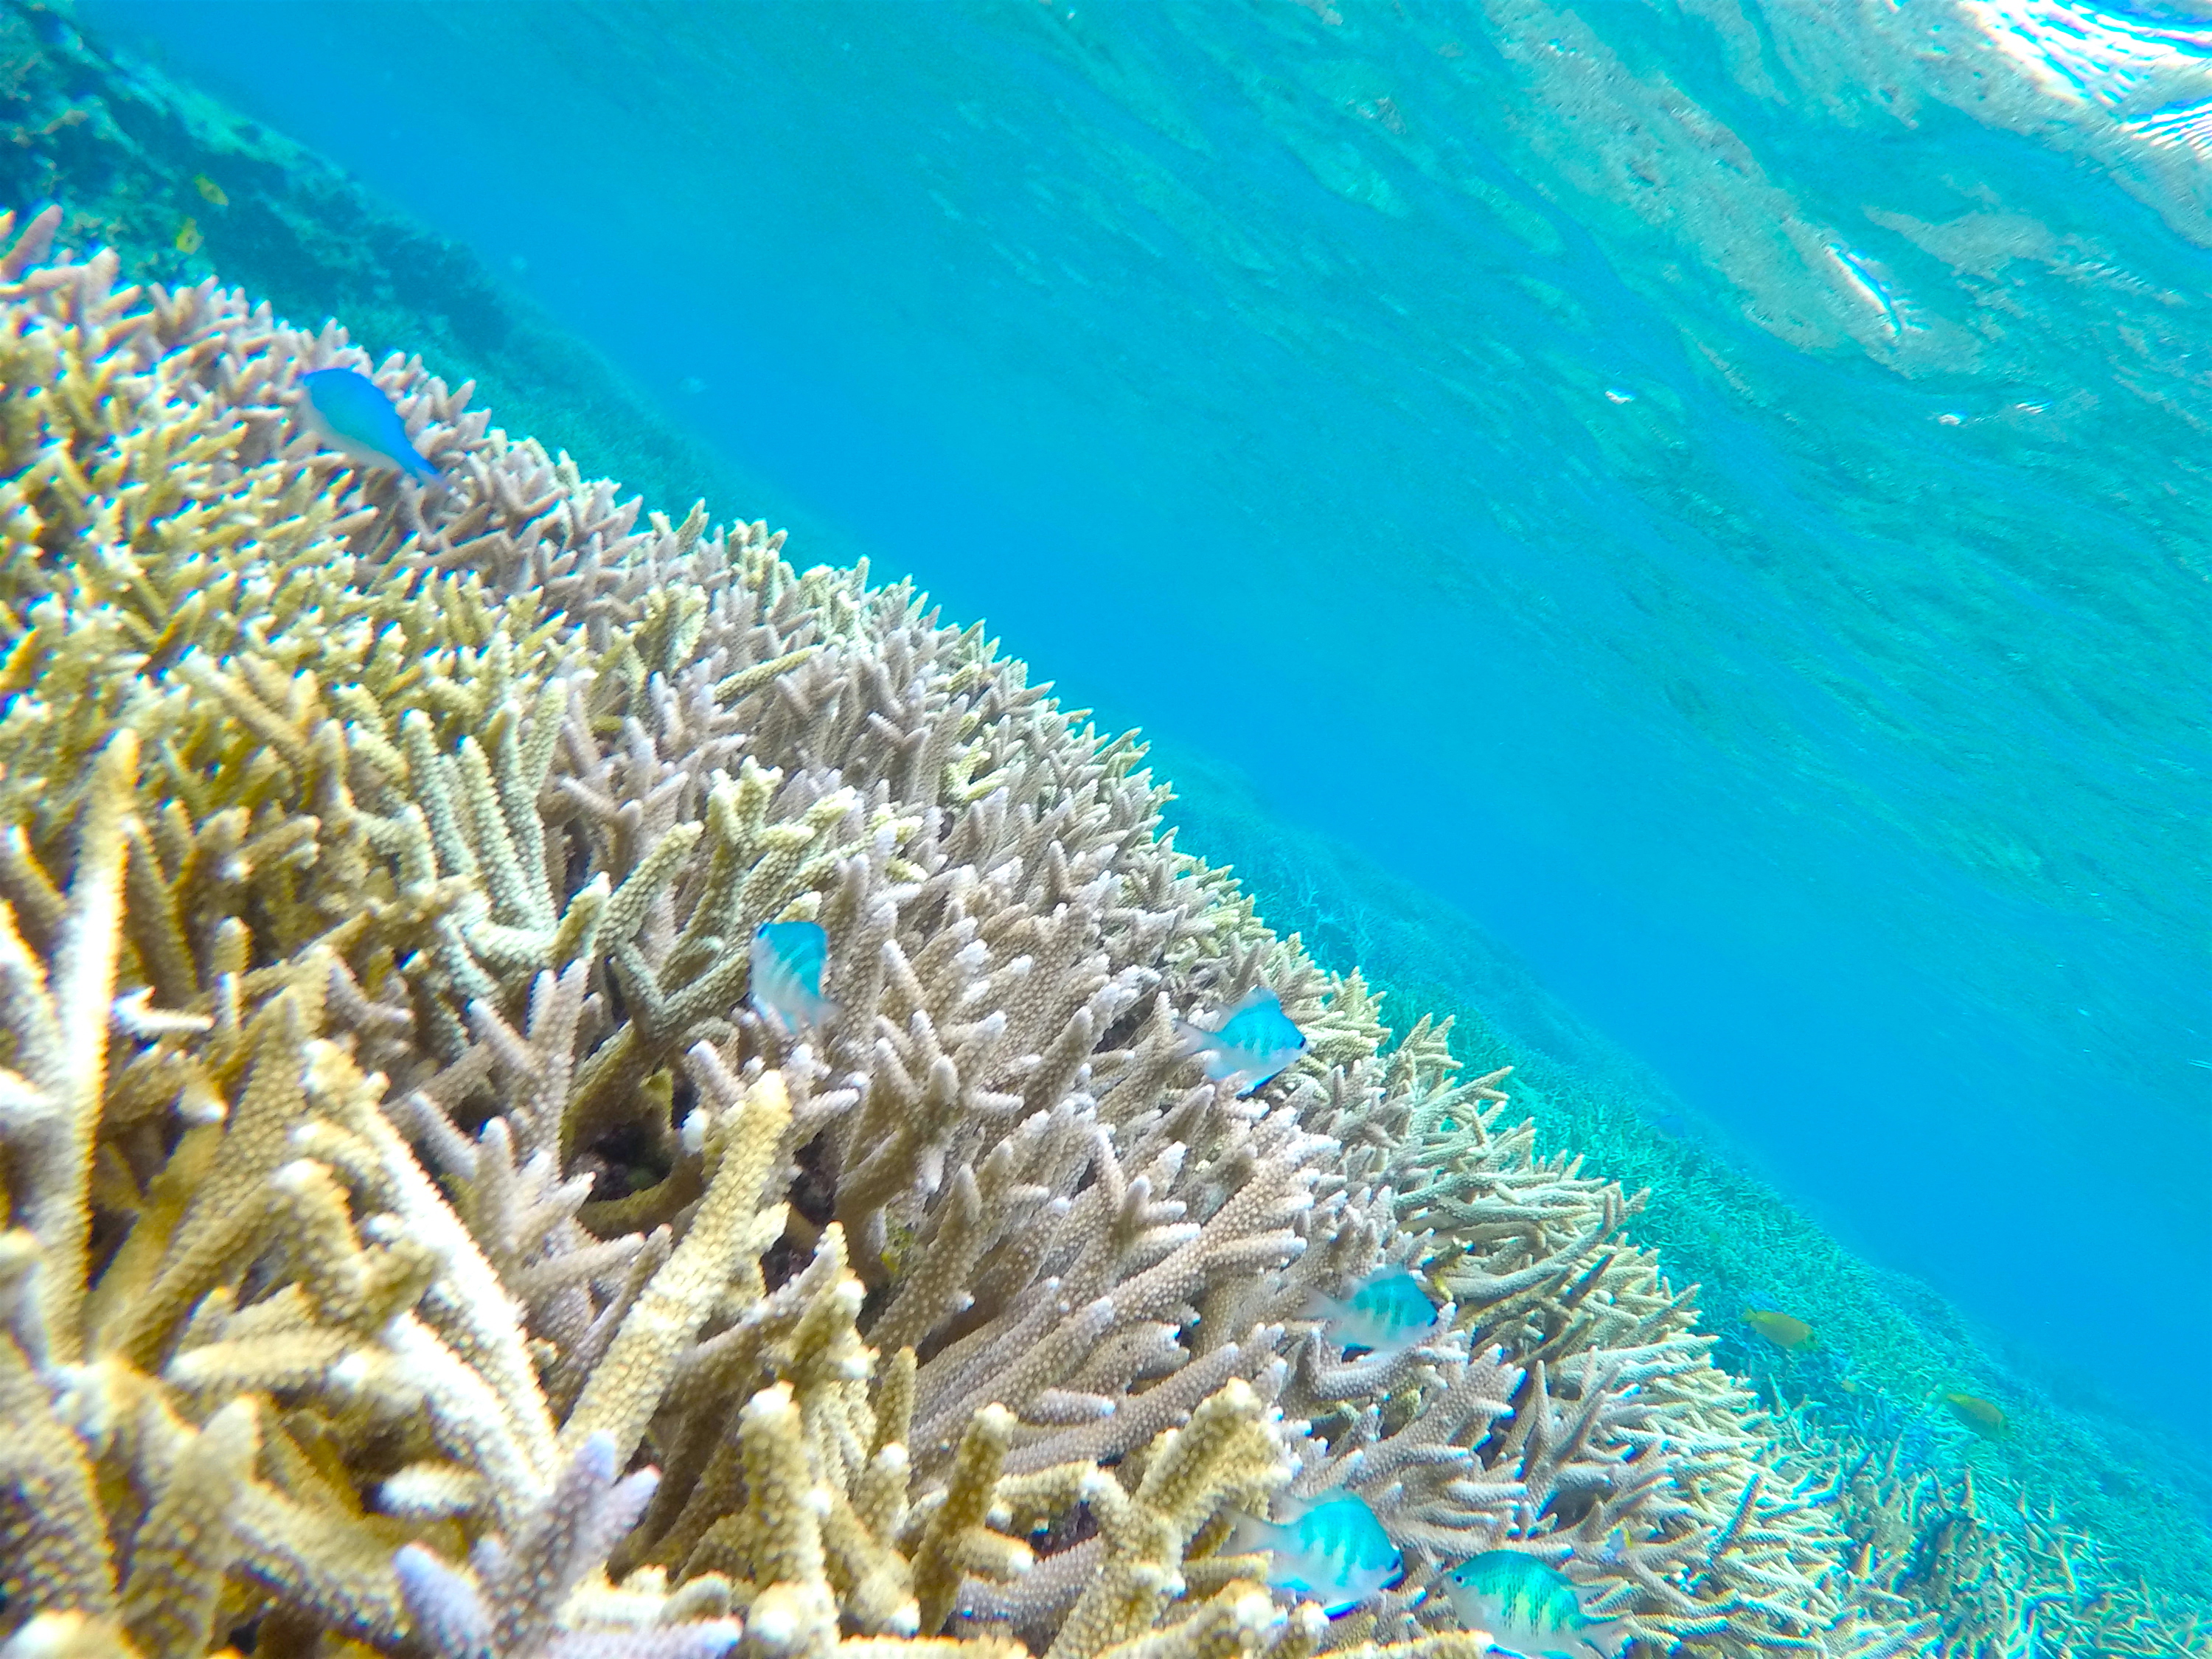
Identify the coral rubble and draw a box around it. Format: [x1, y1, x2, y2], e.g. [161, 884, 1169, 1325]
[0, 207, 1931, 1658]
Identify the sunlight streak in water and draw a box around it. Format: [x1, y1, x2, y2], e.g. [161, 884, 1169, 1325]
[1823, 243, 1908, 338]
[1962, 0, 2212, 123]
[2126, 97, 2212, 157]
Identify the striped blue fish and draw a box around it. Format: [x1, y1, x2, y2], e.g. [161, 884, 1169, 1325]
[298, 366, 439, 484]
[1441, 1551, 1627, 1659]
[748, 919, 838, 1033]
[1231, 1492, 1404, 1617]
[1309, 1266, 1439, 1358]
[1172, 987, 1307, 1096]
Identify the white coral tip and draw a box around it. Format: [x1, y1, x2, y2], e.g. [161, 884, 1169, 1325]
[330, 1352, 372, 1392]
[1231, 1590, 1281, 1630]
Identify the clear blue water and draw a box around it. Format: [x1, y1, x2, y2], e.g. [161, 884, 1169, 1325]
[90, 0, 2211, 1446]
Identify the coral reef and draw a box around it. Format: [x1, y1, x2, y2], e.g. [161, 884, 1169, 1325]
[1718, 1386, 2210, 1658]
[1153, 735, 2212, 1651]
[0, 207, 1938, 1658]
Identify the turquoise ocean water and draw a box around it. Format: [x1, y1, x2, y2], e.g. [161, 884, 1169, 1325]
[80, 0, 2209, 1508]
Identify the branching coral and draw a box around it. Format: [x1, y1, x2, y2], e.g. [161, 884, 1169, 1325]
[1750, 1391, 2210, 1659]
[0, 206, 1932, 1659]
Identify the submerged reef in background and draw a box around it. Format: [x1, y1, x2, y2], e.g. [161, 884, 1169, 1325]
[1155, 744, 2212, 1652]
[0, 0, 768, 537]
[0, 210, 1956, 1658]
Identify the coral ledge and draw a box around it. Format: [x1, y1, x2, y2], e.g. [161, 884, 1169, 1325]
[0, 206, 1931, 1659]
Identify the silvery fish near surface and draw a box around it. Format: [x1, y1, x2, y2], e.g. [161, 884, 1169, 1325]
[1231, 1492, 1405, 1618]
[1309, 1265, 1440, 1357]
[1172, 986, 1307, 1096]
[1441, 1552, 1628, 1659]
[298, 366, 440, 483]
[748, 919, 838, 1033]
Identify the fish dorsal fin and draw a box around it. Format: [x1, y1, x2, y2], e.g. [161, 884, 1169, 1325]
[1226, 985, 1275, 1016]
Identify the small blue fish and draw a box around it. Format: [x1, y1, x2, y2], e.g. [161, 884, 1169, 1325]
[1172, 987, 1307, 1096]
[1441, 1552, 1627, 1659]
[1231, 1492, 1404, 1617]
[298, 366, 439, 483]
[749, 919, 838, 1033]
[1307, 1267, 1440, 1357]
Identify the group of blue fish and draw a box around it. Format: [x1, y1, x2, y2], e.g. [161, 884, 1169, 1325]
[1231, 1494, 1626, 1654]
[742, 933, 1319, 1083]
[278, 380, 1618, 1649]
[1235, 1265, 1631, 1649]
[737, 895, 1611, 1650]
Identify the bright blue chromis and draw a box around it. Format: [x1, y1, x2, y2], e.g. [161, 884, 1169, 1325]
[1172, 987, 1307, 1096]
[1229, 1492, 1404, 1617]
[297, 366, 439, 484]
[1307, 1266, 1440, 1358]
[748, 919, 838, 1034]
[1440, 1552, 1627, 1659]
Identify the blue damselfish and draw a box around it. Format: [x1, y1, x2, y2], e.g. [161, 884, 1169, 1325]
[1172, 986, 1307, 1096]
[1441, 1552, 1627, 1659]
[298, 366, 439, 483]
[748, 919, 838, 1033]
[1231, 1492, 1404, 1617]
[1310, 1266, 1440, 1357]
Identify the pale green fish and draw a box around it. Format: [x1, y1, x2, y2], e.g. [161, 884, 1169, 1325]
[749, 919, 838, 1033]
[1230, 1492, 1404, 1617]
[1742, 1308, 1814, 1351]
[1441, 1551, 1628, 1659]
[1939, 1390, 2008, 1438]
[1172, 986, 1307, 1096]
[1307, 1266, 1439, 1357]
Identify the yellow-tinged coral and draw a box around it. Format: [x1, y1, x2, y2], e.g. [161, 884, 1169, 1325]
[1046, 1380, 1284, 1659]
[0, 204, 1937, 1659]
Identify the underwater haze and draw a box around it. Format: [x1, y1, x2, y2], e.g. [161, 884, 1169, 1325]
[84, 0, 2211, 1454]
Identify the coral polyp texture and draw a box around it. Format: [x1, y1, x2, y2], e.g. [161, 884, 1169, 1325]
[0, 205, 1928, 1659]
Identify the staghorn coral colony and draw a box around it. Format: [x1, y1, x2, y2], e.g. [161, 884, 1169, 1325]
[0, 205, 1955, 1659]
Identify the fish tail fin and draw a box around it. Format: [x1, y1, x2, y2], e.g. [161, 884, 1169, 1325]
[1172, 1020, 1243, 1083]
[748, 971, 797, 1032]
[1300, 1287, 1343, 1325]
